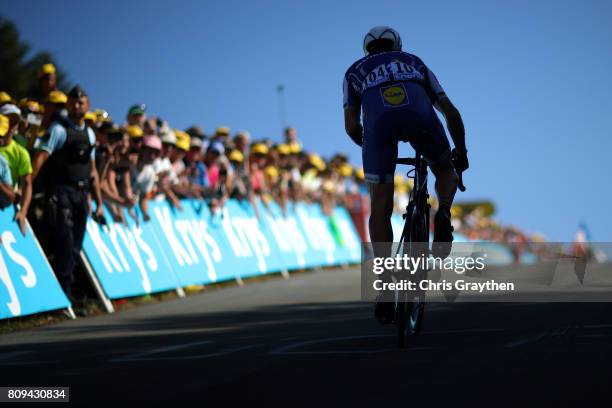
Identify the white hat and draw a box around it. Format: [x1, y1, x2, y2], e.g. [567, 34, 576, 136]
[160, 128, 177, 145]
[0, 104, 21, 117]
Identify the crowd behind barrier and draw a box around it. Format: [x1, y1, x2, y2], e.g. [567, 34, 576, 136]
[0, 63, 554, 320]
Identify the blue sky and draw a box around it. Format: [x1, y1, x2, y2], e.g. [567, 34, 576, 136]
[2, 0, 611, 241]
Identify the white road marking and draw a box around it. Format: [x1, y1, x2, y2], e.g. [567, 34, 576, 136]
[577, 334, 612, 338]
[269, 334, 445, 355]
[505, 333, 549, 348]
[110, 340, 213, 362]
[112, 344, 262, 362]
[583, 323, 612, 329]
[423, 327, 513, 335]
[0, 351, 32, 361]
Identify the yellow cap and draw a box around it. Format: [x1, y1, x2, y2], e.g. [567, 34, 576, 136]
[18, 98, 41, 113]
[175, 129, 191, 151]
[126, 125, 144, 138]
[288, 141, 302, 154]
[47, 90, 67, 104]
[215, 126, 230, 136]
[94, 109, 111, 123]
[308, 154, 326, 171]
[264, 165, 279, 181]
[228, 149, 244, 162]
[84, 111, 97, 123]
[394, 174, 403, 186]
[0, 115, 9, 137]
[0, 92, 13, 105]
[355, 168, 365, 180]
[38, 63, 56, 79]
[276, 144, 291, 155]
[250, 143, 269, 155]
[339, 163, 353, 177]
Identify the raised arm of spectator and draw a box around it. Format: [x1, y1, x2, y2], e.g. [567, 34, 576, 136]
[100, 167, 129, 207]
[118, 169, 137, 208]
[0, 182, 16, 204]
[14, 174, 32, 236]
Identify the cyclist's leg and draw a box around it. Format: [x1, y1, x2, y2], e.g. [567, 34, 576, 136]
[363, 123, 397, 323]
[418, 120, 458, 257]
[362, 127, 397, 252]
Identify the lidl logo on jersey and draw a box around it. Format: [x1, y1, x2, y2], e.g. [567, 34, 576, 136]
[381, 84, 409, 107]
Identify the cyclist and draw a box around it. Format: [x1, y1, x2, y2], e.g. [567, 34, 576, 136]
[343, 26, 469, 322]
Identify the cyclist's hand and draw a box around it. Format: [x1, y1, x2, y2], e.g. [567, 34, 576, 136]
[451, 148, 469, 173]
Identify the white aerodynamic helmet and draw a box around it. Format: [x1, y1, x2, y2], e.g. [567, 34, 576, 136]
[363, 26, 402, 56]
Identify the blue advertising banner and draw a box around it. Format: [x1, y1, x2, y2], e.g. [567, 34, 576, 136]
[81, 199, 364, 300]
[330, 206, 361, 264]
[260, 201, 310, 271]
[82, 205, 181, 299]
[0, 206, 70, 319]
[147, 200, 224, 287]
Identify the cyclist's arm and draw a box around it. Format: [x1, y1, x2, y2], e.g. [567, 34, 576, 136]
[435, 95, 466, 153]
[344, 106, 363, 147]
[343, 72, 364, 147]
[423, 65, 466, 153]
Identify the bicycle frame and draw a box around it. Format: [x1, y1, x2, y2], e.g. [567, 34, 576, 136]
[395, 151, 430, 346]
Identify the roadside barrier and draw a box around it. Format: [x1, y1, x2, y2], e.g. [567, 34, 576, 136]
[0, 206, 70, 319]
[81, 199, 361, 306]
[1, 199, 361, 319]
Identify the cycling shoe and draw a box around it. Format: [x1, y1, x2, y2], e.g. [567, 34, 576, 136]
[432, 206, 454, 259]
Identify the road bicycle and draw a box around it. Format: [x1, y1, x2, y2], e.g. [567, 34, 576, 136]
[394, 150, 466, 348]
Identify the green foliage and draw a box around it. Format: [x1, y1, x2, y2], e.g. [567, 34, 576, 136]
[0, 17, 69, 101]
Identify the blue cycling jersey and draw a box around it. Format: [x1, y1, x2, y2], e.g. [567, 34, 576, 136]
[343, 50, 445, 110]
[343, 51, 451, 184]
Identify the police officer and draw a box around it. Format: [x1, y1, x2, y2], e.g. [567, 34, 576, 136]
[31, 85, 104, 303]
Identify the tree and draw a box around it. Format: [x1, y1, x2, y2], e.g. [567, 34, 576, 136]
[0, 17, 69, 101]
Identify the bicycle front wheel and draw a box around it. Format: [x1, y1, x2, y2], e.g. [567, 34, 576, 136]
[397, 203, 428, 348]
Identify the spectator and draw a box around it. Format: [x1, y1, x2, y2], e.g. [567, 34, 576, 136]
[284, 126, 300, 146]
[0, 115, 15, 208]
[94, 109, 111, 125]
[97, 124, 135, 221]
[0, 92, 14, 107]
[84, 111, 97, 128]
[16, 99, 43, 149]
[37, 64, 57, 102]
[211, 126, 231, 150]
[40, 90, 67, 131]
[185, 125, 206, 143]
[31, 85, 105, 304]
[126, 104, 146, 129]
[155, 127, 178, 184]
[233, 131, 250, 153]
[182, 135, 209, 199]
[249, 142, 268, 198]
[0, 106, 33, 235]
[228, 149, 250, 200]
[132, 136, 162, 221]
[204, 141, 230, 211]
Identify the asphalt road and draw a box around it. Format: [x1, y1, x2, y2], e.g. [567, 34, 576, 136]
[1, 264, 612, 407]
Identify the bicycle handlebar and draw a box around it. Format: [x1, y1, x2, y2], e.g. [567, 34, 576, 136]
[396, 156, 467, 192]
[396, 157, 416, 166]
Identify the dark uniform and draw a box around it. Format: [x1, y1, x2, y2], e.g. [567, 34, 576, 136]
[39, 115, 95, 299]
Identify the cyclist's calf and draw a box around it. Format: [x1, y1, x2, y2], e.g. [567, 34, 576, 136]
[368, 182, 394, 253]
[431, 158, 459, 208]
